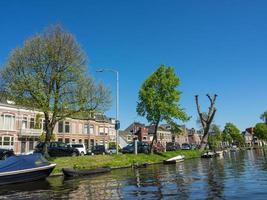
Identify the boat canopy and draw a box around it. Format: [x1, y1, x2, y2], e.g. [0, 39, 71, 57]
[0, 153, 50, 173]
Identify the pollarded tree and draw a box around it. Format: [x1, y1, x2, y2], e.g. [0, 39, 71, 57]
[195, 94, 218, 150]
[0, 25, 111, 154]
[137, 65, 189, 153]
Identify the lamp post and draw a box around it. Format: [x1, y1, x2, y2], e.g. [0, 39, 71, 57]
[96, 68, 119, 154]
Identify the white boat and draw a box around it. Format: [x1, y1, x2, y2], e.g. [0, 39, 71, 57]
[163, 155, 185, 164]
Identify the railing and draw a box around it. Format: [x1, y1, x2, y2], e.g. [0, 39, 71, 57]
[19, 128, 42, 137]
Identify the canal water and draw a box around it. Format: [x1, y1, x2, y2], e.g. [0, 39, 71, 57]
[1, 149, 267, 200]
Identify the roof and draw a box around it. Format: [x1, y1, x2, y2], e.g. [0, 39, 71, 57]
[124, 122, 146, 132]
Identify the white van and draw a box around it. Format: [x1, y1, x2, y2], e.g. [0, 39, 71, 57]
[68, 144, 87, 155]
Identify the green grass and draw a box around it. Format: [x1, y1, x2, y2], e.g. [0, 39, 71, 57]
[49, 150, 202, 174]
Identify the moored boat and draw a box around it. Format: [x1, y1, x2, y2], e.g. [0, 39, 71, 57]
[163, 155, 185, 164]
[132, 163, 148, 169]
[201, 151, 218, 158]
[62, 167, 111, 177]
[0, 153, 56, 185]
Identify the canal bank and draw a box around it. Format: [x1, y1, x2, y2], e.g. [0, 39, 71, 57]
[49, 150, 202, 175]
[2, 149, 267, 199]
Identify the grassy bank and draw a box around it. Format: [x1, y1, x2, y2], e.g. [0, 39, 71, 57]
[49, 150, 201, 174]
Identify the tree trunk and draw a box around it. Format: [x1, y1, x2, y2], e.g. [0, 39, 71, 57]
[150, 122, 159, 154]
[200, 130, 209, 150]
[195, 95, 217, 151]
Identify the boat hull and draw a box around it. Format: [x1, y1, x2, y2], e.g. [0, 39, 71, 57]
[0, 164, 56, 186]
[62, 167, 111, 177]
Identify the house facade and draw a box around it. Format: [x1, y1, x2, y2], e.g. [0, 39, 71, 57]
[147, 125, 173, 146]
[124, 122, 149, 142]
[0, 100, 116, 154]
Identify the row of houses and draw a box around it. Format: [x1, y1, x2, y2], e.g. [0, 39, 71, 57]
[0, 95, 204, 154]
[2, 95, 264, 154]
[0, 98, 116, 154]
[243, 127, 266, 146]
[120, 122, 203, 147]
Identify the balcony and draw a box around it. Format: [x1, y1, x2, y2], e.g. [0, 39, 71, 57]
[19, 128, 42, 137]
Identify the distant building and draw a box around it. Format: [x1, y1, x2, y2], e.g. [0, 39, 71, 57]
[187, 128, 202, 145]
[124, 122, 149, 142]
[147, 124, 173, 145]
[243, 127, 266, 146]
[243, 127, 254, 146]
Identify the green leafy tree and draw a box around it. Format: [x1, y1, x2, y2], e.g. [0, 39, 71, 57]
[223, 123, 244, 146]
[137, 65, 189, 153]
[254, 123, 267, 140]
[208, 124, 222, 150]
[0, 25, 111, 154]
[260, 111, 267, 124]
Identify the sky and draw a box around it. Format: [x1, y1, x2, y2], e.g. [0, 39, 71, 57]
[0, 0, 267, 131]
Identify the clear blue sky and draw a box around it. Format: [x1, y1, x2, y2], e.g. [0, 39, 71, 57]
[0, 0, 267, 131]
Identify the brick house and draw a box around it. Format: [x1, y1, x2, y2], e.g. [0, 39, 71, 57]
[0, 98, 115, 154]
[124, 122, 149, 142]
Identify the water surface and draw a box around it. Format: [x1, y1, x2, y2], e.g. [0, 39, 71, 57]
[1, 149, 267, 199]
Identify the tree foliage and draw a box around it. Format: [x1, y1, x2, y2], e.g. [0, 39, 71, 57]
[0, 25, 111, 151]
[260, 111, 267, 124]
[254, 123, 267, 140]
[223, 123, 244, 146]
[137, 65, 189, 152]
[208, 124, 222, 150]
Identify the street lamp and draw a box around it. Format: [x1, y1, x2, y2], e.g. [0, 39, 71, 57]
[96, 68, 119, 155]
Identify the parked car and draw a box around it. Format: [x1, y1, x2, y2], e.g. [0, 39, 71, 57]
[166, 142, 180, 151]
[0, 148, 14, 160]
[91, 145, 107, 155]
[35, 142, 79, 157]
[181, 143, 191, 150]
[68, 143, 87, 155]
[106, 147, 117, 154]
[122, 141, 149, 154]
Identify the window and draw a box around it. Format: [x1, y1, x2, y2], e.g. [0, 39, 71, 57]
[72, 139, 75, 143]
[30, 118, 34, 129]
[99, 127, 104, 135]
[65, 138, 70, 144]
[84, 124, 89, 134]
[29, 139, 34, 150]
[105, 127, 109, 135]
[0, 136, 14, 148]
[65, 122, 70, 133]
[22, 117, 27, 129]
[90, 125, 94, 134]
[0, 114, 15, 130]
[58, 121, 63, 133]
[84, 125, 94, 134]
[72, 144, 83, 148]
[58, 138, 63, 142]
[3, 137, 10, 146]
[79, 139, 82, 144]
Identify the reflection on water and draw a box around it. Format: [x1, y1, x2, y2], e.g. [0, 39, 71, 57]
[1, 149, 267, 199]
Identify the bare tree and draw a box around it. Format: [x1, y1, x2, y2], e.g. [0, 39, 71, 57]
[195, 94, 218, 150]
